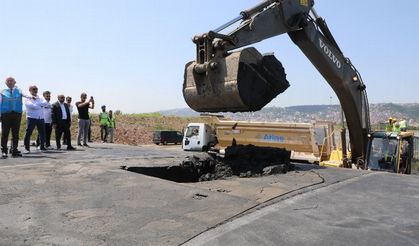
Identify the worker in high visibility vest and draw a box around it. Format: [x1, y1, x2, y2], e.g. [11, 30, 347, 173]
[107, 110, 116, 143]
[398, 120, 407, 132]
[393, 122, 401, 133]
[99, 105, 109, 142]
[385, 117, 395, 132]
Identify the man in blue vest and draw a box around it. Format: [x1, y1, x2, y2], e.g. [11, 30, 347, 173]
[0, 77, 27, 158]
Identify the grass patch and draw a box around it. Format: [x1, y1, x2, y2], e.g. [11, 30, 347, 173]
[14, 113, 206, 146]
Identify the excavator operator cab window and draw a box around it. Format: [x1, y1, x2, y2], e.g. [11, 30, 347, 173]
[368, 137, 398, 172]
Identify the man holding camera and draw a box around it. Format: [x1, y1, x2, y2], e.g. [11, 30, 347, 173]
[76, 92, 94, 147]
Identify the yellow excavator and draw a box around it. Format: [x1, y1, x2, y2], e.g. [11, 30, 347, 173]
[182, 0, 417, 174]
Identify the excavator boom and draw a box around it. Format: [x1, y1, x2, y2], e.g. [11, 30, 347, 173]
[183, 0, 370, 165]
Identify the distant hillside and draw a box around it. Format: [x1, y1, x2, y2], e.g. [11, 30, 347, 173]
[160, 103, 419, 126]
[159, 108, 200, 117]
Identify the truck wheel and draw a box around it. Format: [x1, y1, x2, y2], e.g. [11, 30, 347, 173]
[202, 145, 209, 151]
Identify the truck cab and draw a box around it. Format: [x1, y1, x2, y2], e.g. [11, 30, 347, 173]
[182, 123, 216, 151]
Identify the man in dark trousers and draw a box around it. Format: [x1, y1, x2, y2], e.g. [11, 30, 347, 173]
[99, 105, 108, 143]
[36, 91, 53, 149]
[52, 94, 76, 150]
[76, 93, 94, 147]
[0, 77, 29, 158]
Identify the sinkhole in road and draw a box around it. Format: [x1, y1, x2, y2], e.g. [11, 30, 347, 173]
[122, 145, 293, 183]
[123, 165, 201, 183]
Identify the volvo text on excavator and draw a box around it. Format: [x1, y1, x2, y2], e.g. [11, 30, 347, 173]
[183, 0, 415, 173]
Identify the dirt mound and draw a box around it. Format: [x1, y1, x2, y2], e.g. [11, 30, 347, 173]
[181, 145, 293, 181]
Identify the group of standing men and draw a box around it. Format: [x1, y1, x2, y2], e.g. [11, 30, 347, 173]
[0, 77, 95, 158]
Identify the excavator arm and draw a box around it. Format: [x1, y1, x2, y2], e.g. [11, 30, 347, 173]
[183, 0, 370, 165]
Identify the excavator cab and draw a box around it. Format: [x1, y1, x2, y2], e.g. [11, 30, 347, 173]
[366, 131, 414, 174]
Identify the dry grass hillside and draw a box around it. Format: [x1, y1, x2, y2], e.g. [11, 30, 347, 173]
[19, 113, 203, 146]
[98, 113, 203, 145]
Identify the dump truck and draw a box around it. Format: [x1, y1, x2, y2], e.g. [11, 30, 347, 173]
[182, 0, 417, 174]
[183, 116, 336, 163]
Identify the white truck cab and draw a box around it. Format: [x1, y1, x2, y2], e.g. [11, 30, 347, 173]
[182, 123, 215, 151]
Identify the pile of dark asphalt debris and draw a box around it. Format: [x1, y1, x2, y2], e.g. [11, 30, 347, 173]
[181, 144, 293, 181]
[123, 144, 294, 183]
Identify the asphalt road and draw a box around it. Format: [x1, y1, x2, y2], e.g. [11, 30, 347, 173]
[0, 143, 417, 245]
[185, 171, 419, 246]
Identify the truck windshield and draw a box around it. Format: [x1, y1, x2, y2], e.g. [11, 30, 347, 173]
[368, 137, 398, 172]
[185, 126, 200, 137]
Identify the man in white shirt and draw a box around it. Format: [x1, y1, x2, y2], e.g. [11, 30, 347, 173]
[23, 85, 49, 153]
[36, 91, 53, 149]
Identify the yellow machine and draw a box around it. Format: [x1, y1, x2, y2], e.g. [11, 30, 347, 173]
[321, 119, 419, 173]
[183, 116, 418, 174]
[182, 0, 416, 174]
[320, 149, 350, 168]
[366, 131, 416, 174]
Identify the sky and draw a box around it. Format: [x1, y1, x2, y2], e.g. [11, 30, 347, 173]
[1, 0, 418, 113]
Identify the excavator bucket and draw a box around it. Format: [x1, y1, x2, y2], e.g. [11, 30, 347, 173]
[183, 47, 289, 113]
